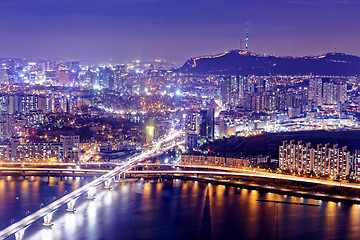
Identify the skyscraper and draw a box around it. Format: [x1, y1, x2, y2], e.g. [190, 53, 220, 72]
[98, 67, 114, 89]
[185, 110, 198, 149]
[199, 107, 215, 141]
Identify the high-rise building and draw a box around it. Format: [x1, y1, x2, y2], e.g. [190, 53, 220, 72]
[60, 134, 80, 160]
[309, 78, 323, 106]
[220, 76, 249, 107]
[79, 69, 94, 88]
[354, 150, 360, 181]
[335, 83, 347, 103]
[58, 70, 71, 86]
[16, 143, 61, 162]
[70, 61, 80, 72]
[45, 70, 58, 85]
[10, 136, 20, 161]
[199, 107, 215, 141]
[279, 140, 350, 180]
[185, 110, 198, 149]
[113, 65, 126, 91]
[322, 78, 335, 105]
[220, 76, 230, 104]
[97, 67, 114, 89]
[0, 144, 10, 162]
[0, 94, 9, 113]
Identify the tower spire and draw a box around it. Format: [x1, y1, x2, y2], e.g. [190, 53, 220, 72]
[245, 23, 249, 50]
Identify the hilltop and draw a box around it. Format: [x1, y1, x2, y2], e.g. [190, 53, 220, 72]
[178, 50, 360, 76]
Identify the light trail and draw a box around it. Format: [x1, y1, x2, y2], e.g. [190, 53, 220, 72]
[127, 169, 360, 189]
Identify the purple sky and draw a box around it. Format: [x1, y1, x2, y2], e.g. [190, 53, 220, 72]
[0, 0, 359, 63]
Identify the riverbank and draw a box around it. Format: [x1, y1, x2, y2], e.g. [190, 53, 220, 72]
[127, 174, 360, 204]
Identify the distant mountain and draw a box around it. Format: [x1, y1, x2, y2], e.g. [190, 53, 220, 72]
[178, 50, 360, 76]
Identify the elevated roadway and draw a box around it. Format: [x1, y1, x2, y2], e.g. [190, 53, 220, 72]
[0, 131, 182, 240]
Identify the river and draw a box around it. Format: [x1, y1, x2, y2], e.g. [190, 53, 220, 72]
[1, 176, 360, 240]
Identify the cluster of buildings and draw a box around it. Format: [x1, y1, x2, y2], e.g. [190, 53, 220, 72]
[215, 75, 359, 139]
[181, 154, 250, 168]
[0, 134, 80, 163]
[2, 57, 360, 169]
[279, 140, 360, 181]
[184, 108, 215, 149]
[220, 76, 347, 115]
[0, 59, 123, 90]
[0, 58, 175, 92]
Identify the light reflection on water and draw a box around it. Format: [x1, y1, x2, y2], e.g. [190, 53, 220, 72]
[0, 176, 91, 231]
[1, 178, 360, 240]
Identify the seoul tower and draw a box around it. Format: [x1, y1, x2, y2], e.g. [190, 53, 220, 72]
[245, 23, 249, 50]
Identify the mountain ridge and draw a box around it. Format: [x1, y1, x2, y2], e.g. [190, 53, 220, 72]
[178, 50, 360, 76]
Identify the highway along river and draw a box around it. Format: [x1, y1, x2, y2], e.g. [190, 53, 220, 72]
[1, 176, 360, 240]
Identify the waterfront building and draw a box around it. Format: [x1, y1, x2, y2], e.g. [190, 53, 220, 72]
[16, 143, 61, 162]
[279, 140, 350, 180]
[181, 154, 249, 168]
[181, 155, 206, 165]
[0, 144, 10, 161]
[279, 140, 312, 174]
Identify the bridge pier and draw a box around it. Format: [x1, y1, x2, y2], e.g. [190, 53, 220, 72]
[43, 211, 55, 227]
[22, 171, 25, 179]
[47, 171, 50, 178]
[184, 173, 186, 180]
[15, 227, 27, 240]
[115, 174, 121, 182]
[85, 172, 87, 178]
[60, 171, 63, 180]
[104, 179, 112, 189]
[72, 171, 75, 178]
[66, 198, 78, 212]
[158, 173, 162, 180]
[87, 187, 96, 200]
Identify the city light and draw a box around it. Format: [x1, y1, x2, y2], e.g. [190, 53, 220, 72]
[0, 2, 358, 239]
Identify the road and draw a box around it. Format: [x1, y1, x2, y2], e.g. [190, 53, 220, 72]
[0, 131, 182, 240]
[127, 168, 360, 189]
[0, 168, 109, 174]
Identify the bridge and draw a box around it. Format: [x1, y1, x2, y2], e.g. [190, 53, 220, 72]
[0, 131, 182, 240]
[0, 167, 109, 178]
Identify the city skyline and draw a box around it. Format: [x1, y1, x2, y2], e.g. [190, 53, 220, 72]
[2, 1, 360, 240]
[0, 0, 359, 62]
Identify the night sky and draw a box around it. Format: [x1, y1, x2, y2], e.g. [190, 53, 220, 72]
[0, 0, 359, 63]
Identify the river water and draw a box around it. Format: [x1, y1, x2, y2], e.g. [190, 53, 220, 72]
[1, 176, 360, 240]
